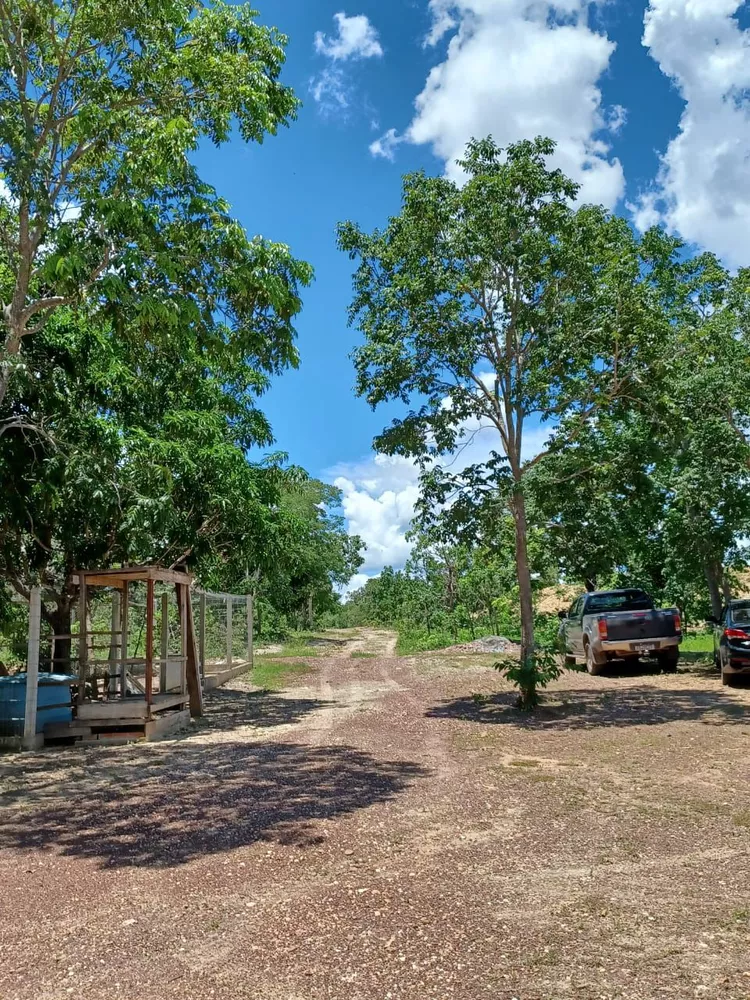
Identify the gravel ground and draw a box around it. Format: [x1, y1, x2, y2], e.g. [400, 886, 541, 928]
[1, 631, 749, 1000]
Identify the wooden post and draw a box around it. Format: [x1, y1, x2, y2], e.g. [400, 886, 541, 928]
[226, 596, 233, 669]
[160, 592, 169, 694]
[23, 588, 41, 749]
[108, 590, 121, 697]
[247, 594, 254, 667]
[179, 584, 188, 695]
[120, 583, 129, 699]
[184, 589, 204, 718]
[145, 578, 154, 715]
[77, 574, 88, 706]
[198, 592, 206, 679]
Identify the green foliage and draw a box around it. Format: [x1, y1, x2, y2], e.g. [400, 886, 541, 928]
[495, 647, 568, 711]
[0, 0, 306, 407]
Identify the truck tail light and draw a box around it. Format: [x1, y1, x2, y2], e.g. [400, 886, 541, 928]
[724, 628, 748, 640]
[674, 611, 681, 633]
[598, 618, 608, 640]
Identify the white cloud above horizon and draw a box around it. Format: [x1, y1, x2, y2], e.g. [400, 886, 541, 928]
[331, 421, 553, 591]
[630, 0, 750, 268]
[311, 12, 383, 115]
[370, 0, 625, 208]
[315, 12, 384, 61]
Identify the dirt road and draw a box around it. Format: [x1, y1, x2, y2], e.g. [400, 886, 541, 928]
[1, 632, 750, 999]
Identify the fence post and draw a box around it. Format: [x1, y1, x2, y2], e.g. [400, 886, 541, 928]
[108, 591, 121, 696]
[23, 588, 42, 749]
[199, 592, 206, 679]
[246, 594, 254, 667]
[120, 583, 129, 699]
[160, 592, 169, 693]
[226, 596, 233, 668]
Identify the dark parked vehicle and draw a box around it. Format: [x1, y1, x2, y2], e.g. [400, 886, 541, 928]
[558, 589, 682, 675]
[710, 600, 750, 686]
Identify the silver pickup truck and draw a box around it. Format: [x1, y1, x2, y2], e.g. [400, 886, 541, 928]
[558, 589, 682, 675]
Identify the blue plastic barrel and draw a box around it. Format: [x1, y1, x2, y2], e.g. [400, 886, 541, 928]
[0, 674, 75, 737]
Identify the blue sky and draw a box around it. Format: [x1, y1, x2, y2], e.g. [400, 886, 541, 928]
[193, 0, 750, 585]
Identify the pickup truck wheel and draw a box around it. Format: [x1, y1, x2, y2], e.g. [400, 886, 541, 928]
[657, 648, 679, 673]
[584, 641, 602, 676]
[722, 669, 734, 687]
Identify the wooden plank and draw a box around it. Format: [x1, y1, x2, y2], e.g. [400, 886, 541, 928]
[183, 588, 204, 718]
[145, 578, 154, 714]
[143, 709, 191, 741]
[43, 723, 93, 739]
[108, 591, 121, 696]
[75, 568, 193, 588]
[77, 693, 187, 721]
[160, 592, 168, 694]
[247, 594, 254, 669]
[78, 576, 87, 706]
[226, 596, 233, 669]
[179, 585, 187, 695]
[120, 583, 129, 702]
[198, 592, 206, 679]
[23, 588, 42, 749]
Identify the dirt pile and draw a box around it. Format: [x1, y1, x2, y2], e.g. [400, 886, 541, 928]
[440, 635, 522, 655]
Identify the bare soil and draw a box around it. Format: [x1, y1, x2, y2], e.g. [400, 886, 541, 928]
[1, 631, 749, 1000]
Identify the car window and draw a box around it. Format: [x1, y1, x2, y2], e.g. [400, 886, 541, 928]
[731, 603, 750, 624]
[568, 598, 581, 618]
[585, 590, 654, 614]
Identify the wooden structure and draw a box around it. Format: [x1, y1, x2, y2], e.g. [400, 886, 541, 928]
[46, 566, 203, 745]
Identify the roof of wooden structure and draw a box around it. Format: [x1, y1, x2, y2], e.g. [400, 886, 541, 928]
[72, 565, 193, 588]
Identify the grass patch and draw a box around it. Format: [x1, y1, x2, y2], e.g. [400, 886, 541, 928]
[680, 632, 714, 654]
[249, 659, 314, 691]
[508, 759, 541, 768]
[732, 810, 750, 828]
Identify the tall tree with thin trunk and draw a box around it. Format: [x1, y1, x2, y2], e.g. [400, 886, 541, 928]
[339, 136, 676, 708]
[0, 0, 300, 414]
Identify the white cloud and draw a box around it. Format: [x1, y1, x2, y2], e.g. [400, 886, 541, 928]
[369, 127, 403, 161]
[310, 67, 351, 114]
[329, 420, 552, 580]
[311, 12, 383, 115]
[314, 13, 383, 61]
[373, 0, 624, 208]
[633, 0, 750, 267]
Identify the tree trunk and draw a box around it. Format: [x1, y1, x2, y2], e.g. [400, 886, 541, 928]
[43, 599, 73, 674]
[510, 488, 536, 708]
[704, 560, 724, 620]
[722, 572, 732, 603]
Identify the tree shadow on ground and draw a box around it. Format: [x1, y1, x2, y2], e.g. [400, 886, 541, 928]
[426, 685, 749, 730]
[0, 740, 426, 868]
[197, 687, 333, 732]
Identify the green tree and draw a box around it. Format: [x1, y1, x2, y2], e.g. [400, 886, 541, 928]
[0, 0, 302, 412]
[0, 299, 318, 661]
[339, 136, 673, 707]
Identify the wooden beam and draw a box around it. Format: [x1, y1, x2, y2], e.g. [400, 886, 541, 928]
[78, 693, 188, 721]
[145, 577, 154, 715]
[247, 594, 254, 669]
[198, 592, 206, 680]
[120, 583, 129, 701]
[77, 575, 87, 707]
[23, 588, 42, 749]
[226, 596, 233, 669]
[183, 588, 204, 718]
[108, 591, 121, 697]
[160, 592, 169, 694]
